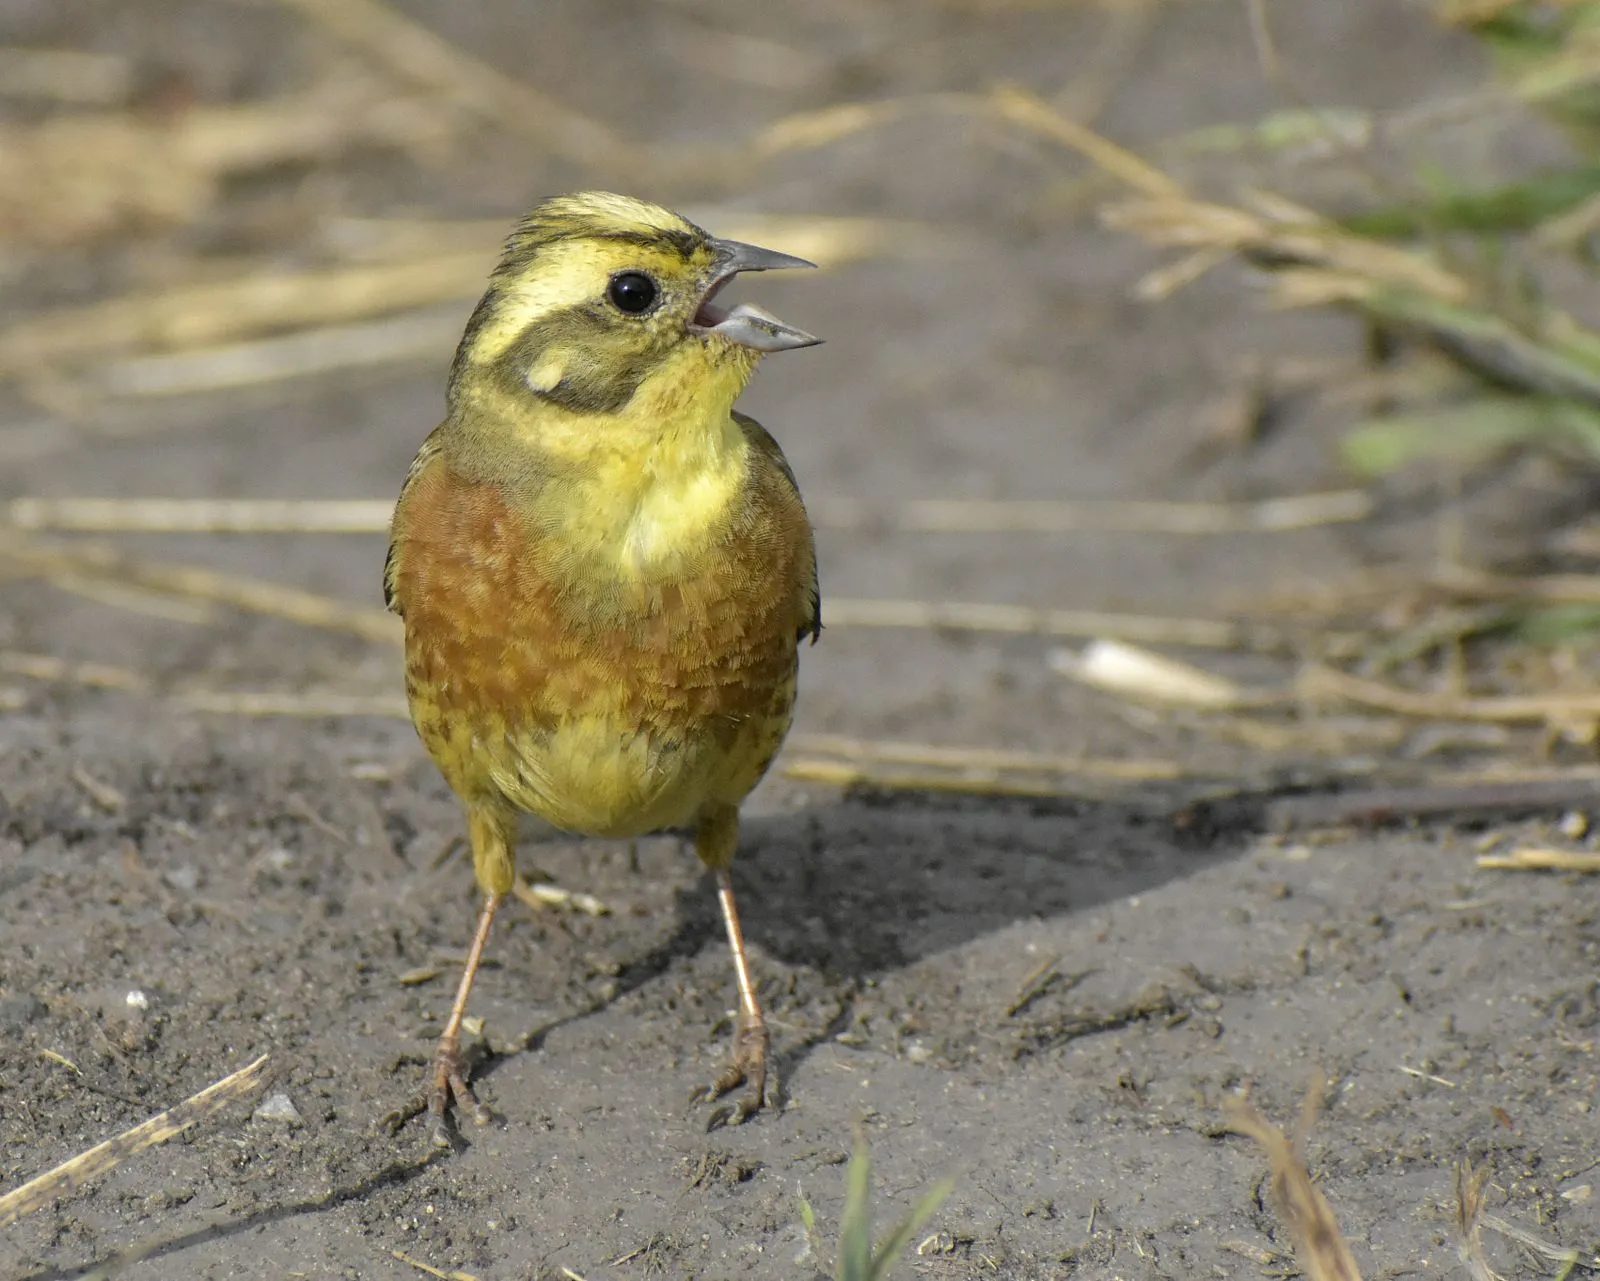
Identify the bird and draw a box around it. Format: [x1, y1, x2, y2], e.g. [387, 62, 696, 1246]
[384, 191, 822, 1144]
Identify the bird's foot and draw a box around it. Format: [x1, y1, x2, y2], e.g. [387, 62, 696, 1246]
[695, 1016, 771, 1129]
[428, 1032, 494, 1148]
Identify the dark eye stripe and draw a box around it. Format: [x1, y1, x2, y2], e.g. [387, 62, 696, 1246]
[475, 301, 659, 414]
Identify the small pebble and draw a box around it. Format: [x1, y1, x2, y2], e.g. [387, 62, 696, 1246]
[163, 865, 201, 892]
[252, 1092, 302, 1124]
[125, 989, 149, 1012]
[1560, 811, 1590, 840]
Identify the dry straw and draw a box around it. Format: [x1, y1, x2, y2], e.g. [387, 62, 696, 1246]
[5, 491, 1373, 536]
[3, 531, 1329, 657]
[0, 1054, 268, 1229]
[1226, 1083, 1362, 1281]
[0, 85, 448, 246]
[1476, 847, 1600, 872]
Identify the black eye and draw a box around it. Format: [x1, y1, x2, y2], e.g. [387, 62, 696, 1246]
[608, 271, 658, 314]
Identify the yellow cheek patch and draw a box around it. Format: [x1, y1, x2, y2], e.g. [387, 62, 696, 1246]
[526, 353, 566, 394]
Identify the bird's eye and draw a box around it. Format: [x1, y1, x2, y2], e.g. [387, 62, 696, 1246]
[608, 271, 658, 315]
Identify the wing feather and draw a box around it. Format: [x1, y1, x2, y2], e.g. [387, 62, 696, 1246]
[383, 427, 447, 616]
[733, 410, 821, 643]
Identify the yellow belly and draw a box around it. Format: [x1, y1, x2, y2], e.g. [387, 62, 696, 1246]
[467, 681, 795, 837]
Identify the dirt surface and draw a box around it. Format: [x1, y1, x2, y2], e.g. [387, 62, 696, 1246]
[3, 3, 1600, 1279]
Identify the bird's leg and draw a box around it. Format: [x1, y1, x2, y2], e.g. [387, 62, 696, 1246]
[711, 866, 770, 1117]
[429, 891, 501, 1145]
[426, 805, 515, 1146]
[694, 804, 770, 1123]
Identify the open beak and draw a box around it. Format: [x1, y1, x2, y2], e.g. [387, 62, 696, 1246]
[690, 237, 822, 352]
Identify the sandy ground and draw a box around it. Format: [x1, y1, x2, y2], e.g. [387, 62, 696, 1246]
[3, 2, 1599, 1279]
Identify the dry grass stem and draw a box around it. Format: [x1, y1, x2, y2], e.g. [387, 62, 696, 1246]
[99, 308, 466, 399]
[0, 89, 448, 246]
[1053, 639, 1263, 709]
[4, 537, 1314, 659]
[7, 498, 399, 535]
[0, 536, 402, 645]
[39, 1050, 81, 1075]
[69, 764, 126, 813]
[0, 254, 489, 377]
[1397, 1065, 1456, 1087]
[1006, 952, 1066, 1017]
[1476, 847, 1600, 872]
[1070, 97, 1600, 418]
[1102, 189, 1470, 306]
[277, 0, 630, 169]
[1479, 1213, 1586, 1275]
[788, 732, 1188, 779]
[1440, 763, 1600, 786]
[1455, 1161, 1501, 1281]
[390, 1250, 481, 1281]
[988, 84, 1182, 199]
[180, 690, 407, 719]
[7, 490, 1371, 536]
[0, 650, 150, 693]
[43, 571, 219, 625]
[0, 652, 406, 721]
[0, 1054, 268, 1229]
[1428, 565, 1600, 607]
[825, 596, 1314, 654]
[1300, 663, 1600, 727]
[783, 755, 1190, 796]
[1199, 711, 1410, 757]
[815, 490, 1374, 533]
[1225, 1084, 1363, 1281]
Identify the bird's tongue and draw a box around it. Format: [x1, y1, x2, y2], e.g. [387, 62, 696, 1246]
[694, 276, 733, 327]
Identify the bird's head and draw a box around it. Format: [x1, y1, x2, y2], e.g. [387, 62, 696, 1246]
[449, 191, 819, 420]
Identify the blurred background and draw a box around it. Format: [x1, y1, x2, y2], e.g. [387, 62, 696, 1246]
[9, 4, 1600, 1279]
[6, 0, 1600, 783]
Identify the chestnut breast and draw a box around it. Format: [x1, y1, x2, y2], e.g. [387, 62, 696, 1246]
[387, 424, 816, 836]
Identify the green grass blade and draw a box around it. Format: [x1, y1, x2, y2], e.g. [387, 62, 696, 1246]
[1511, 602, 1600, 644]
[1171, 108, 1371, 158]
[1357, 287, 1600, 411]
[828, 1139, 954, 1281]
[837, 1142, 875, 1281]
[867, 1180, 954, 1281]
[1340, 396, 1595, 477]
[1339, 166, 1600, 238]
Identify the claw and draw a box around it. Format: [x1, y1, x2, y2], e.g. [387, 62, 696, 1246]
[697, 1016, 771, 1125]
[428, 1034, 494, 1147]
